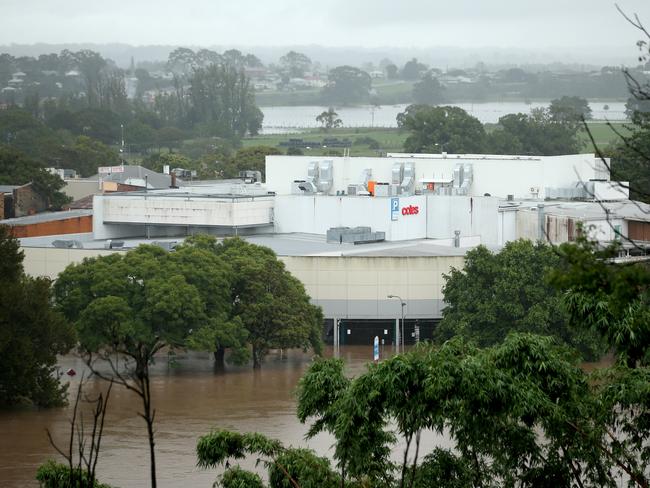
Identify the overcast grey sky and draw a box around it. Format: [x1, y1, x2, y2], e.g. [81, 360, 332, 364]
[2, 0, 649, 50]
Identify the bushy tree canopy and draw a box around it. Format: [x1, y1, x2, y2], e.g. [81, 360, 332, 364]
[489, 108, 583, 155]
[0, 226, 75, 407]
[186, 236, 324, 369]
[322, 66, 371, 105]
[398, 105, 486, 154]
[436, 240, 605, 359]
[412, 72, 445, 105]
[0, 146, 71, 210]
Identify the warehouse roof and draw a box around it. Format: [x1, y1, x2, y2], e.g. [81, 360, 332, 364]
[0, 209, 92, 226]
[18, 232, 478, 258]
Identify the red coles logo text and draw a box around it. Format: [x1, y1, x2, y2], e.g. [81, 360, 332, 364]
[401, 205, 419, 215]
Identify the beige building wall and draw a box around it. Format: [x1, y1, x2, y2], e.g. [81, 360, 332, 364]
[21, 248, 463, 320]
[22, 247, 119, 280]
[63, 180, 101, 201]
[281, 255, 463, 319]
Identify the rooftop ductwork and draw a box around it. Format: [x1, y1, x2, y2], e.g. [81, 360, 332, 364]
[317, 160, 333, 194]
[457, 163, 473, 195]
[239, 170, 262, 183]
[391, 162, 404, 187]
[401, 163, 415, 195]
[293, 160, 334, 195]
[452, 164, 464, 189]
[326, 226, 386, 244]
[360, 168, 372, 190]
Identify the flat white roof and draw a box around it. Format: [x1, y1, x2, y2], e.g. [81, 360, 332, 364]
[18, 232, 476, 258]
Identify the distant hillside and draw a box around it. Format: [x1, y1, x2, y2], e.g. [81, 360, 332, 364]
[0, 43, 639, 70]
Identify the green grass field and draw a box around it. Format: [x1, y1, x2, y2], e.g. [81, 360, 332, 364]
[242, 127, 409, 156]
[579, 121, 631, 149]
[242, 121, 630, 157]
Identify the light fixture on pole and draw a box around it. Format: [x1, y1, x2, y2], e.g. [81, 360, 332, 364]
[387, 294, 405, 354]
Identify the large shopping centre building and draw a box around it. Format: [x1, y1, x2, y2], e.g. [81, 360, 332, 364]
[12, 152, 650, 345]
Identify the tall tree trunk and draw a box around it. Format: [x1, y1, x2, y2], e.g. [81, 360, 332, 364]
[252, 345, 262, 369]
[213, 347, 226, 369]
[140, 361, 157, 488]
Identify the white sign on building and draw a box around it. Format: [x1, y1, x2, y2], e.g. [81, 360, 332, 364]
[98, 165, 125, 174]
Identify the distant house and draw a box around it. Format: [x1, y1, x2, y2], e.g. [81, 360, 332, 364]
[244, 67, 268, 80]
[0, 185, 20, 220]
[0, 183, 49, 219]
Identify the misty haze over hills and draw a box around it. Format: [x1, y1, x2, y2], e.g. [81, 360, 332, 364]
[0, 43, 642, 71]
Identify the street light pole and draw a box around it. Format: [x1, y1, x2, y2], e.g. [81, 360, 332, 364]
[387, 295, 406, 354]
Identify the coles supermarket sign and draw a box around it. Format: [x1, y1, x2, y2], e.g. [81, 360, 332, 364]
[390, 198, 419, 221]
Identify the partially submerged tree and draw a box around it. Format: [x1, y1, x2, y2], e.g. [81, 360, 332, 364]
[190, 237, 324, 369]
[436, 239, 606, 359]
[0, 225, 75, 408]
[54, 244, 230, 487]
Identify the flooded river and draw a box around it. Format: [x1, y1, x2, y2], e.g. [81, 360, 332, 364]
[0, 346, 449, 487]
[260, 101, 628, 132]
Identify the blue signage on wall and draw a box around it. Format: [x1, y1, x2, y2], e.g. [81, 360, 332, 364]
[390, 197, 399, 221]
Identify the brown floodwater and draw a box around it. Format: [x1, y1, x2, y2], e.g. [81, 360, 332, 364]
[0, 345, 451, 488]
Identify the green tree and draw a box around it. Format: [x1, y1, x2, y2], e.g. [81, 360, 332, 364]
[489, 108, 582, 155]
[297, 334, 650, 487]
[189, 64, 263, 138]
[68, 50, 107, 108]
[0, 225, 75, 408]
[156, 126, 187, 153]
[401, 58, 427, 80]
[167, 47, 197, 74]
[316, 107, 343, 131]
[435, 240, 605, 359]
[141, 152, 193, 174]
[279, 51, 312, 78]
[47, 107, 121, 145]
[124, 120, 157, 151]
[398, 105, 487, 154]
[549, 95, 592, 125]
[36, 460, 112, 488]
[226, 145, 282, 179]
[196, 429, 341, 488]
[53, 244, 232, 488]
[607, 90, 650, 203]
[411, 72, 445, 105]
[0, 146, 71, 210]
[211, 237, 323, 369]
[550, 235, 650, 367]
[322, 66, 371, 105]
[61, 135, 120, 177]
[384, 64, 398, 80]
[175, 236, 249, 367]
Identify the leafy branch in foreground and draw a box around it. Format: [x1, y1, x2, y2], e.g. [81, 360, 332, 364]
[297, 334, 650, 488]
[196, 429, 341, 488]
